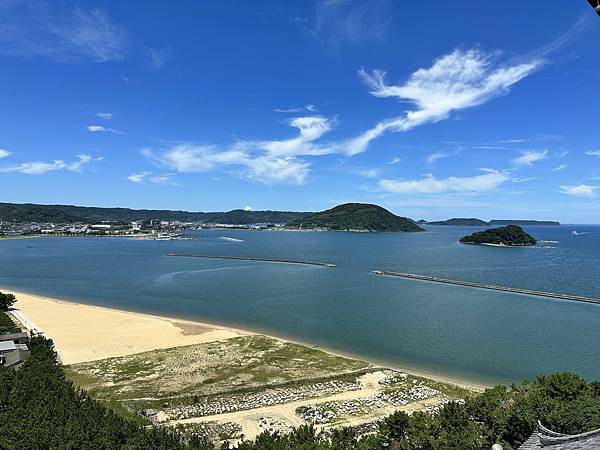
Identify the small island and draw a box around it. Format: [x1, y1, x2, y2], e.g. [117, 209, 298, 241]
[459, 225, 537, 247]
[286, 203, 424, 232]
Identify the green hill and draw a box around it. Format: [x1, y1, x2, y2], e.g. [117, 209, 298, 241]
[427, 218, 489, 226]
[0, 202, 312, 225]
[286, 203, 424, 232]
[460, 225, 537, 246]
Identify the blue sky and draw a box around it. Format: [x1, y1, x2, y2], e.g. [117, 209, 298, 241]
[1, 1, 600, 223]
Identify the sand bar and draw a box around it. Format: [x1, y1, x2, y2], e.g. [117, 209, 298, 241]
[8, 290, 251, 364]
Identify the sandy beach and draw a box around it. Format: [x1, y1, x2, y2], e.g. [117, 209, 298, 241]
[4, 287, 487, 390]
[9, 290, 251, 364]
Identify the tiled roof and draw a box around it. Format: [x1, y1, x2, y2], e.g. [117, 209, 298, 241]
[519, 422, 600, 449]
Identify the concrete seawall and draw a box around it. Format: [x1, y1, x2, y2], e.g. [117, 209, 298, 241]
[167, 253, 336, 268]
[372, 270, 600, 305]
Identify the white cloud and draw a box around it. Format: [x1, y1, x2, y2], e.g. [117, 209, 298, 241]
[346, 49, 541, 155]
[311, 0, 391, 47]
[586, 150, 600, 157]
[551, 164, 568, 172]
[560, 184, 598, 198]
[127, 171, 179, 186]
[142, 44, 167, 69]
[243, 206, 253, 211]
[425, 149, 461, 166]
[68, 154, 103, 172]
[143, 139, 311, 186]
[274, 104, 318, 113]
[388, 157, 402, 165]
[86, 125, 125, 135]
[259, 116, 335, 157]
[96, 112, 113, 119]
[0, 153, 101, 175]
[0, 2, 129, 62]
[127, 172, 150, 183]
[243, 156, 310, 185]
[379, 170, 510, 194]
[512, 150, 548, 167]
[0, 148, 10, 159]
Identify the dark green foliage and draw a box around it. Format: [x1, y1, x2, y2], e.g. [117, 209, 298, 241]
[287, 203, 424, 232]
[0, 292, 16, 311]
[427, 218, 489, 226]
[1, 337, 599, 450]
[0, 310, 19, 334]
[460, 225, 537, 246]
[0, 336, 184, 449]
[0, 202, 312, 225]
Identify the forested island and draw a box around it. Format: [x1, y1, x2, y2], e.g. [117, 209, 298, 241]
[286, 203, 424, 232]
[427, 218, 489, 226]
[489, 219, 560, 226]
[460, 225, 537, 246]
[425, 218, 560, 226]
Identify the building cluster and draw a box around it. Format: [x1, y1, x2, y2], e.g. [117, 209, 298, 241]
[1, 218, 282, 237]
[0, 332, 30, 369]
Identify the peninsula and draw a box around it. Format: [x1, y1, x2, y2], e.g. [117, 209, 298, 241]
[286, 203, 424, 232]
[460, 225, 537, 247]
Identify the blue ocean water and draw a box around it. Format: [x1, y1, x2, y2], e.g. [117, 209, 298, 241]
[2, 225, 600, 386]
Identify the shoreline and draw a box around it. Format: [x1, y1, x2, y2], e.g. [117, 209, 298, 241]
[3, 286, 488, 391]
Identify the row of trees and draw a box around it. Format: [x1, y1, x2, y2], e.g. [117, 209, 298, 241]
[2, 333, 600, 448]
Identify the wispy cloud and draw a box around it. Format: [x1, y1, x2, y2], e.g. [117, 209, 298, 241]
[586, 150, 600, 157]
[0, 154, 102, 175]
[551, 164, 568, 172]
[0, 148, 10, 159]
[0, 1, 129, 62]
[142, 139, 311, 186]
[273, 104, 317, 113]
[512, 150, 548, 167]
[379, 169, 510, 194]
[127, 172, 150, 183]
[345, 49, 541, 155]
[96, 112, 113, 120]
[142, 44, 168, 69]
[86, 125, 126, 135]
[127, 171, 179, 186]
[388, 157, 402, 165]
[258, 116, 336, 157]
[425, 149, 462, 166]
[559, 184, 598, 198]
[310, 0, 391, 48]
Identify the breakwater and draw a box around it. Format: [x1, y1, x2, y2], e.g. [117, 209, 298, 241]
[167, 253, 336, 268]
[372, 270, 600, 305]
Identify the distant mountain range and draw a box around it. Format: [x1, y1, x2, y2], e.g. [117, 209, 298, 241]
[0, 202, 312, 225]
[286, 203, 424, 232]
[424, 217, 560, 226]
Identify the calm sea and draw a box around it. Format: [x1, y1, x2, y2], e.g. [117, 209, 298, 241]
[2, 225, 600, 386]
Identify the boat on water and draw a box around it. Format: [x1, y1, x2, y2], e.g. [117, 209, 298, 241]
[154, 232, 179, 240]
[220, 236, 244, 242]
[572, 230, 579, 236]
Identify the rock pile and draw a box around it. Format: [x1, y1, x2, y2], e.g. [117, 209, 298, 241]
[163, 379, 360, 420]
[257, 416, 295, 434]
